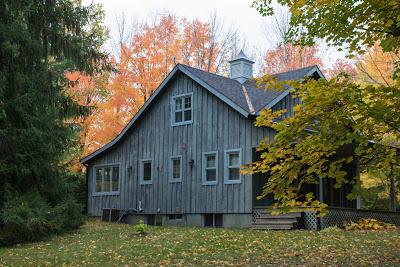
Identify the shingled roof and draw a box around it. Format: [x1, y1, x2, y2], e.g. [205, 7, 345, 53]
[180, 64, 324, 114]
[81, 63, 324, 164]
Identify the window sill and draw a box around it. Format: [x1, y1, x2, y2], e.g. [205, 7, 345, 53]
[202, 181, 218, 186]
[224, 180, 241, 185]
[140, 181, 153, 185]
[172, 120, 192, 127]
[169, 179, 182, 183]
[92, 192, 120, 197]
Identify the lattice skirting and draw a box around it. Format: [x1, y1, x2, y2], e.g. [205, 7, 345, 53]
[302, 211, 319, 230]
[303, 209, 400, 230]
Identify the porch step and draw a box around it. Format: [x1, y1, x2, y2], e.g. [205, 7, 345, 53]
[255, 217, 298, 222]
[252, 219, 297, 225]
[251, 224, 293, 230]
[251, 209, 302, 230]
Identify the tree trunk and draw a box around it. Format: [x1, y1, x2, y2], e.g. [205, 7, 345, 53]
[389, 176, 398, 211]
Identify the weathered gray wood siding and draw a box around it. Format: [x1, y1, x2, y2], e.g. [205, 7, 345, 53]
[271, 93, 300, 119]
[87, 72, 276, 216]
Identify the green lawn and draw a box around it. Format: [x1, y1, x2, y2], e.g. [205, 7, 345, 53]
[1, 220, 399, 266]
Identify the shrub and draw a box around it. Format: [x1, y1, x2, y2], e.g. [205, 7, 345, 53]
[0, 192, 54, 245]
[53, 198, 84, 231]
[134, 220, 148, 235]
[344, 218, 397, 231]
[0, 191, 84, 246]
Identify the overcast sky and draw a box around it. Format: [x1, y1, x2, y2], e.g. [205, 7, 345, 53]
[84, 0, 344, 68]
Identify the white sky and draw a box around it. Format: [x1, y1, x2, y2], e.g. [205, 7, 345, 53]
[84, 0, 344, 69]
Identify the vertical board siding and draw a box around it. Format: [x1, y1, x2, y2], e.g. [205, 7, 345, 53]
[87, 72, 276, 216]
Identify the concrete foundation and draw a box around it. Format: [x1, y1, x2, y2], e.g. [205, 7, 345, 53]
[126, 213, 252, 228]
[223, 214, 252, 228]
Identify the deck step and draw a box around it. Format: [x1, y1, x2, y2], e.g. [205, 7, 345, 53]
[253, 212, 302, 218]
[251, 209, 302, 230]
[254, 217, 297, 223]
[252, 220, 297, 225]
[251, 224, 293, 230]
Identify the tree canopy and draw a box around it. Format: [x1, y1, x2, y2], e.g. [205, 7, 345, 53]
[252, 0, 400, 55]
[0, 0, 107, 244]
[248, 0, 400, 212]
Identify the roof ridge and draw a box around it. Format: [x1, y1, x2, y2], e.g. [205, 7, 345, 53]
[178, 63, 241, 84]
[178, 64, 246, 109]
[271, 65, 318, 76]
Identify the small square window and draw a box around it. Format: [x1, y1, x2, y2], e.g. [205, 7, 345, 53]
[224, 149, 242, 184]
[140, 159, 153, 184]
[172, 93, 193, 126]
[170, 156, 182, 182]
[202, 151, 218, 185]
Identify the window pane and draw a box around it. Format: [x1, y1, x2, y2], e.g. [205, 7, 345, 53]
[206, 169, 216, 181]
[184, 96, 191, 108]
[175, 98, 182, 110]
[95, 168, 103, 192]
[184, 110, 191, 121]
[229, 168, 240, 180]
[206, 155, 216, 168]
[172, 158, 180, 179]
[112, 167, 119, 191]
[229, 153, 239, 166]
[104, 167, 111, 192]
[143, 162, 152, 181]
[175, 111, 182, 123]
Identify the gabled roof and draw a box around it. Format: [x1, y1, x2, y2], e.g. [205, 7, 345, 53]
[181, 64, 324, 113]
[81, 64, 324, 164]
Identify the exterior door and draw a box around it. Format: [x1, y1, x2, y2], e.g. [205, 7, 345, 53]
[252, 148, 274, 207]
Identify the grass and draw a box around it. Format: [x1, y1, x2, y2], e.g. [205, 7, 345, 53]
[0, 220, 399, 266]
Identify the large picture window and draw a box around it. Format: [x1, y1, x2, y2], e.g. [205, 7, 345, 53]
[140, 159, 153, 185]
[94, 165, 120, 194]
[171, 93, 193, 126]
[202, 151, 218, 185]
[224, 149, 242, 184]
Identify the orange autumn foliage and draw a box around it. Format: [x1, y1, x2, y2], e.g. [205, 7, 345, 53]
[67, 13, 231, 166]
[263, 44, 323, 74]
[326, 59, 357, 80]
[355, 43, 400, 86]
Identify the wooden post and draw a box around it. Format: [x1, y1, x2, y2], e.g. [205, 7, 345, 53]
[319, 177, 324, 203]
[355, 157, 361, 209]
[389, 176, 397, 212]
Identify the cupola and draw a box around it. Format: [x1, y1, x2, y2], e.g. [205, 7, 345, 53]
[228, 50, 254, 83]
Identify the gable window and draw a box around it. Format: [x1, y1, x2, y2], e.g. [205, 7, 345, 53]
[94, 165, 120, 195]
[172, 93, 193, 126]
[170, 156, 182, 182]
[202, 151, 218, 185]
[140, 159, 153, 184]
[224, 149, 242, 184]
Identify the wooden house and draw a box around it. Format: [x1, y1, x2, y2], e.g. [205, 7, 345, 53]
[81, 51, 360, 229]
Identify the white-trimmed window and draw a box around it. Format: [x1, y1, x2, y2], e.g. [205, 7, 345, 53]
[202, 151, 218, 185]
[170, 156, 182, 182]
[171, 93, 193, 126]
[94, 164, 120, 195]
[140, 159, 153, 185]
[224, 149, 242, 184]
